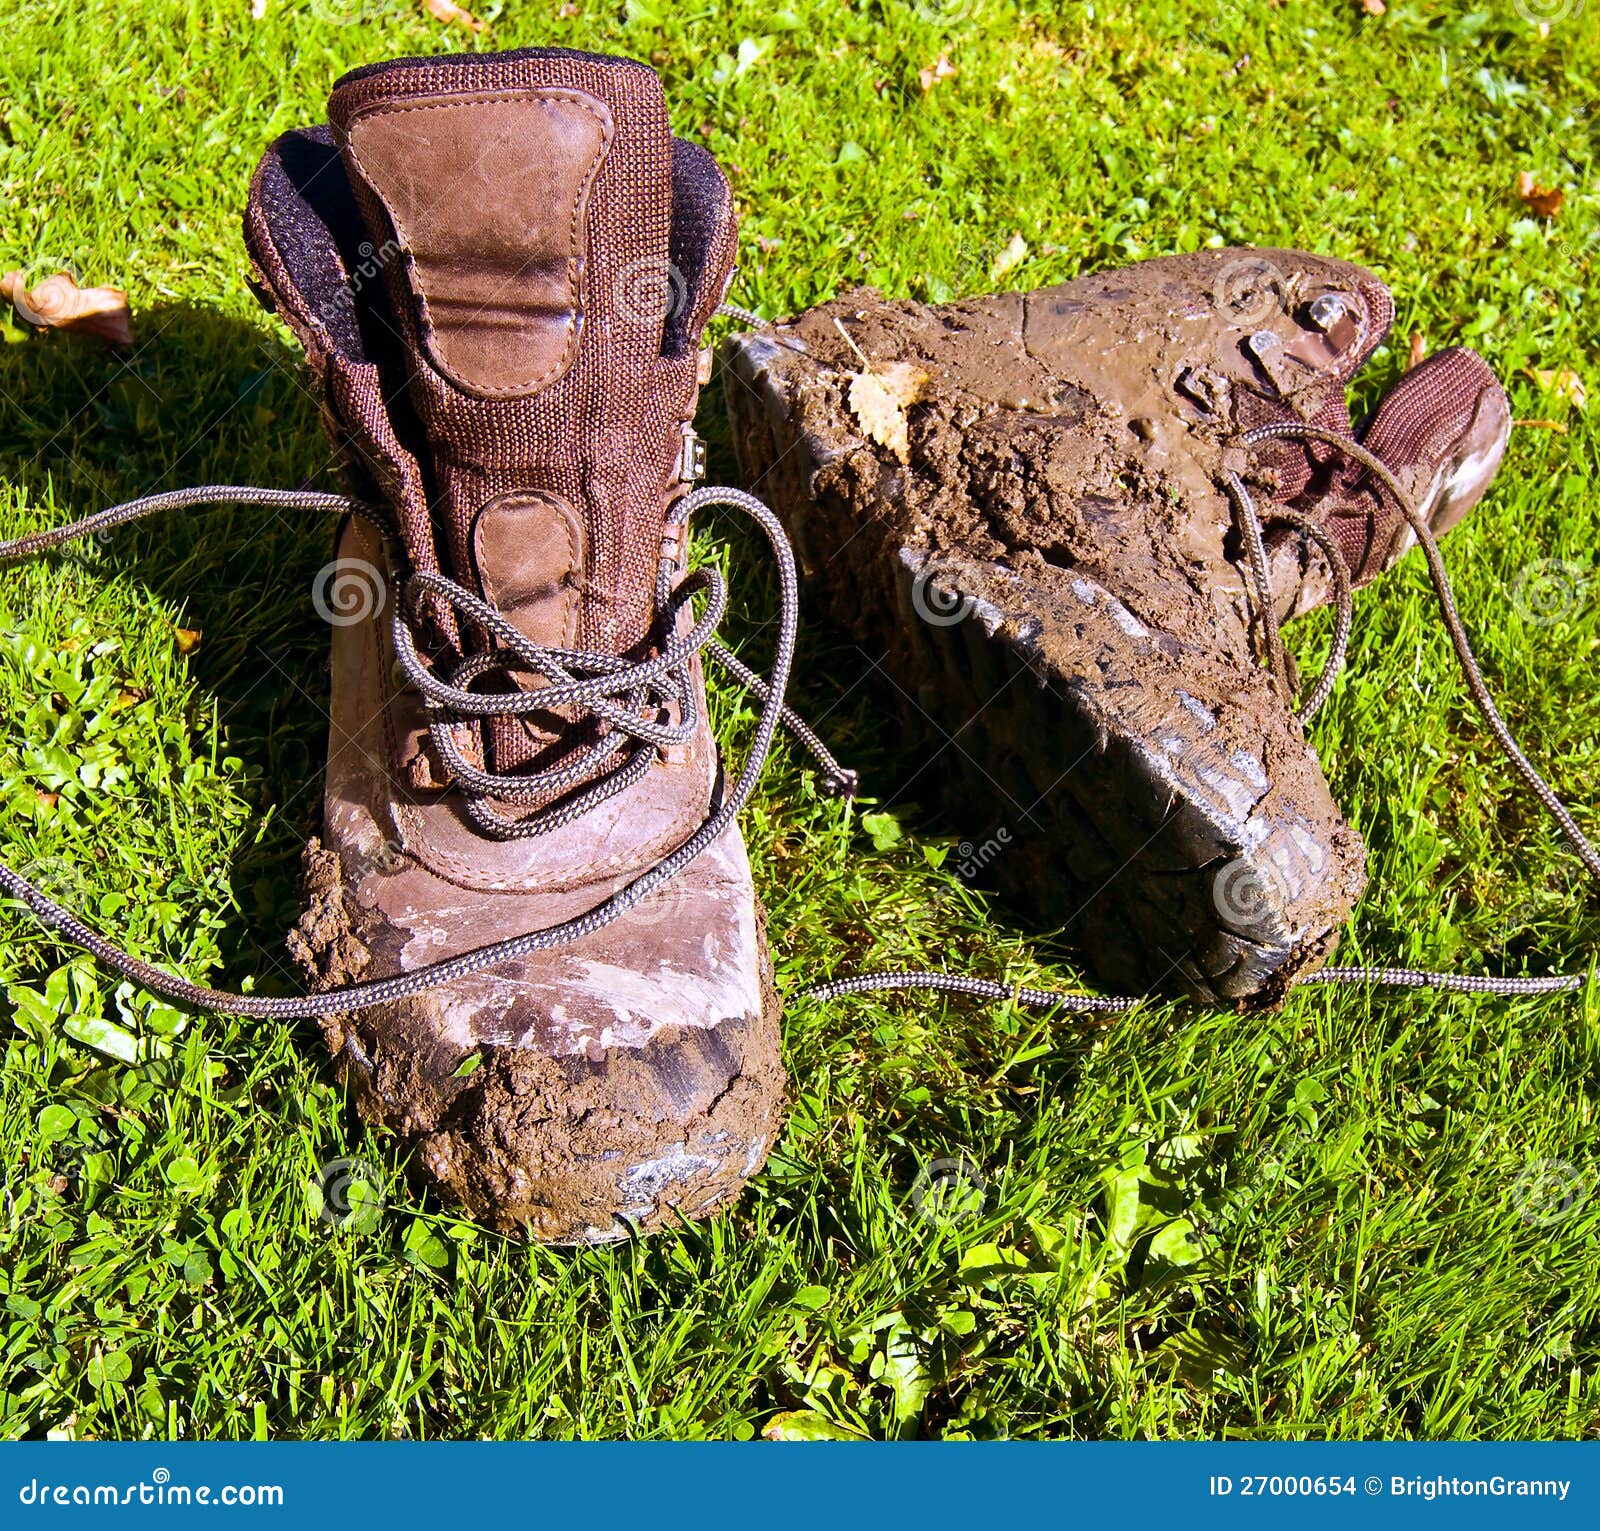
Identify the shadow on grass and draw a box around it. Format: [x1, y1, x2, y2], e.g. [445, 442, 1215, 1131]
[0, 304, 340, 994]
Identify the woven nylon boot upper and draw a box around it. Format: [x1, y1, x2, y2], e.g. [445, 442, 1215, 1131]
[247, 48, 738, 791]
[1216, 262, 1510, 588]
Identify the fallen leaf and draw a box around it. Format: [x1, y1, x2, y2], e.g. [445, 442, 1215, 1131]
[1528, 367, 1586, 410]
[1406, 331, 1426, 370]
[35, 791, 59, 810]
[918, 53, 957, 92]
[424, 0, 485, 30]
[2, 270, 132, 347]
[1515, 171, 1565, 219]
[1359, 0, 1385, 14]
[990, 231, 1029, 283]
[847, 362, 929, 463]
[173, 626, 202, 655]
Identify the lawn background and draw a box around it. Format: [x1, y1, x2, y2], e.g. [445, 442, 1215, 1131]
[1, 0, 1597, 1439]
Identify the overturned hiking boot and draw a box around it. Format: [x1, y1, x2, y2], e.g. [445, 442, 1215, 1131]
[245, 49, 782, 1240]
[724, 250, 1510, 1004]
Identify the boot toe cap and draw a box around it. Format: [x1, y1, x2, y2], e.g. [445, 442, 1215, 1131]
[302, 827, 785, 1241]
[416, 1001, 782, 1241]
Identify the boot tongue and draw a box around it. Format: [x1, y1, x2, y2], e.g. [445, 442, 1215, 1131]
[327, 51, 676, 661]
[1302, 347, 1510, 582]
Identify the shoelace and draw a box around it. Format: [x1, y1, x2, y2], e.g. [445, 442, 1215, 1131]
[0, 482, 859, 1019]
[1230, 422, 1597, 999]
[807, 421, 1596, 1009]
[0, 425, 1591, 1022]
[390, 515, 852, 840]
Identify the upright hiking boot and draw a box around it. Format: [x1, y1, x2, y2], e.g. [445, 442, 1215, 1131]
[724, 250, 1510, 1004]
[244, 49, 783, 1239]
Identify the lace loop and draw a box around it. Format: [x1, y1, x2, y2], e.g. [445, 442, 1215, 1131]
[0, 484, 826, 1018]
[386, 556, 728, 838]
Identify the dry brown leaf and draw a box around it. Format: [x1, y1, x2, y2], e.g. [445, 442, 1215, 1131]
[35, 791, 59, 811]
[1359, 0, 1385, 15]
[2, 270, 132, 347]
[990, 232, 1029, 283]
[1528, 366, 1587, 410]
[173, 626, 203, 655]
[1406, 331, 1426, 370]
[1515, 170, 1565, 219]
[424, 0, 485, 31]
[918, 53, 957, 92]
[847, 362, 929, 463]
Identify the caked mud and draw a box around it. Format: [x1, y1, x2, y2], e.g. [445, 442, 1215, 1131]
[289, 841, 784, 1240]
[724, 257, 1396, 1003]
[246, 51, 789, 1239]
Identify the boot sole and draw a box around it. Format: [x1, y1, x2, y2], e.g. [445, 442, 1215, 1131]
[725, 334, 1366, 1005]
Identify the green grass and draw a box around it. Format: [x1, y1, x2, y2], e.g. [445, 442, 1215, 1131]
[2, 0, 1598, 1441]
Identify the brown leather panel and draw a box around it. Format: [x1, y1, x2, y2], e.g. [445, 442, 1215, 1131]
[471, 490, 584, 649]
[341, 88, 613, 397]
[324, 518, 713, 900]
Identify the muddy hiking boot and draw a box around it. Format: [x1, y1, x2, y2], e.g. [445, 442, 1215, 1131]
[8, 63, 1591, 1246]
[725, 250, 1512, 1005]
[239, 50, 787, 1240]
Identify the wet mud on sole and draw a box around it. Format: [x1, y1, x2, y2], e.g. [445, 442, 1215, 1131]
[722, 288, 1367, 1004]
[288, 841, 785, 1240]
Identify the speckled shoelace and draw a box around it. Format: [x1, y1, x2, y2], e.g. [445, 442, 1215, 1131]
[0, 481, 858, 1019]
[0, 422, 1591, 1022]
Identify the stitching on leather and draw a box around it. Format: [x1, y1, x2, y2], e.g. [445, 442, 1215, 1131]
[341, 88, 612, 398]
[390, 750, 709, 893]
[474, 492, 583, 651]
